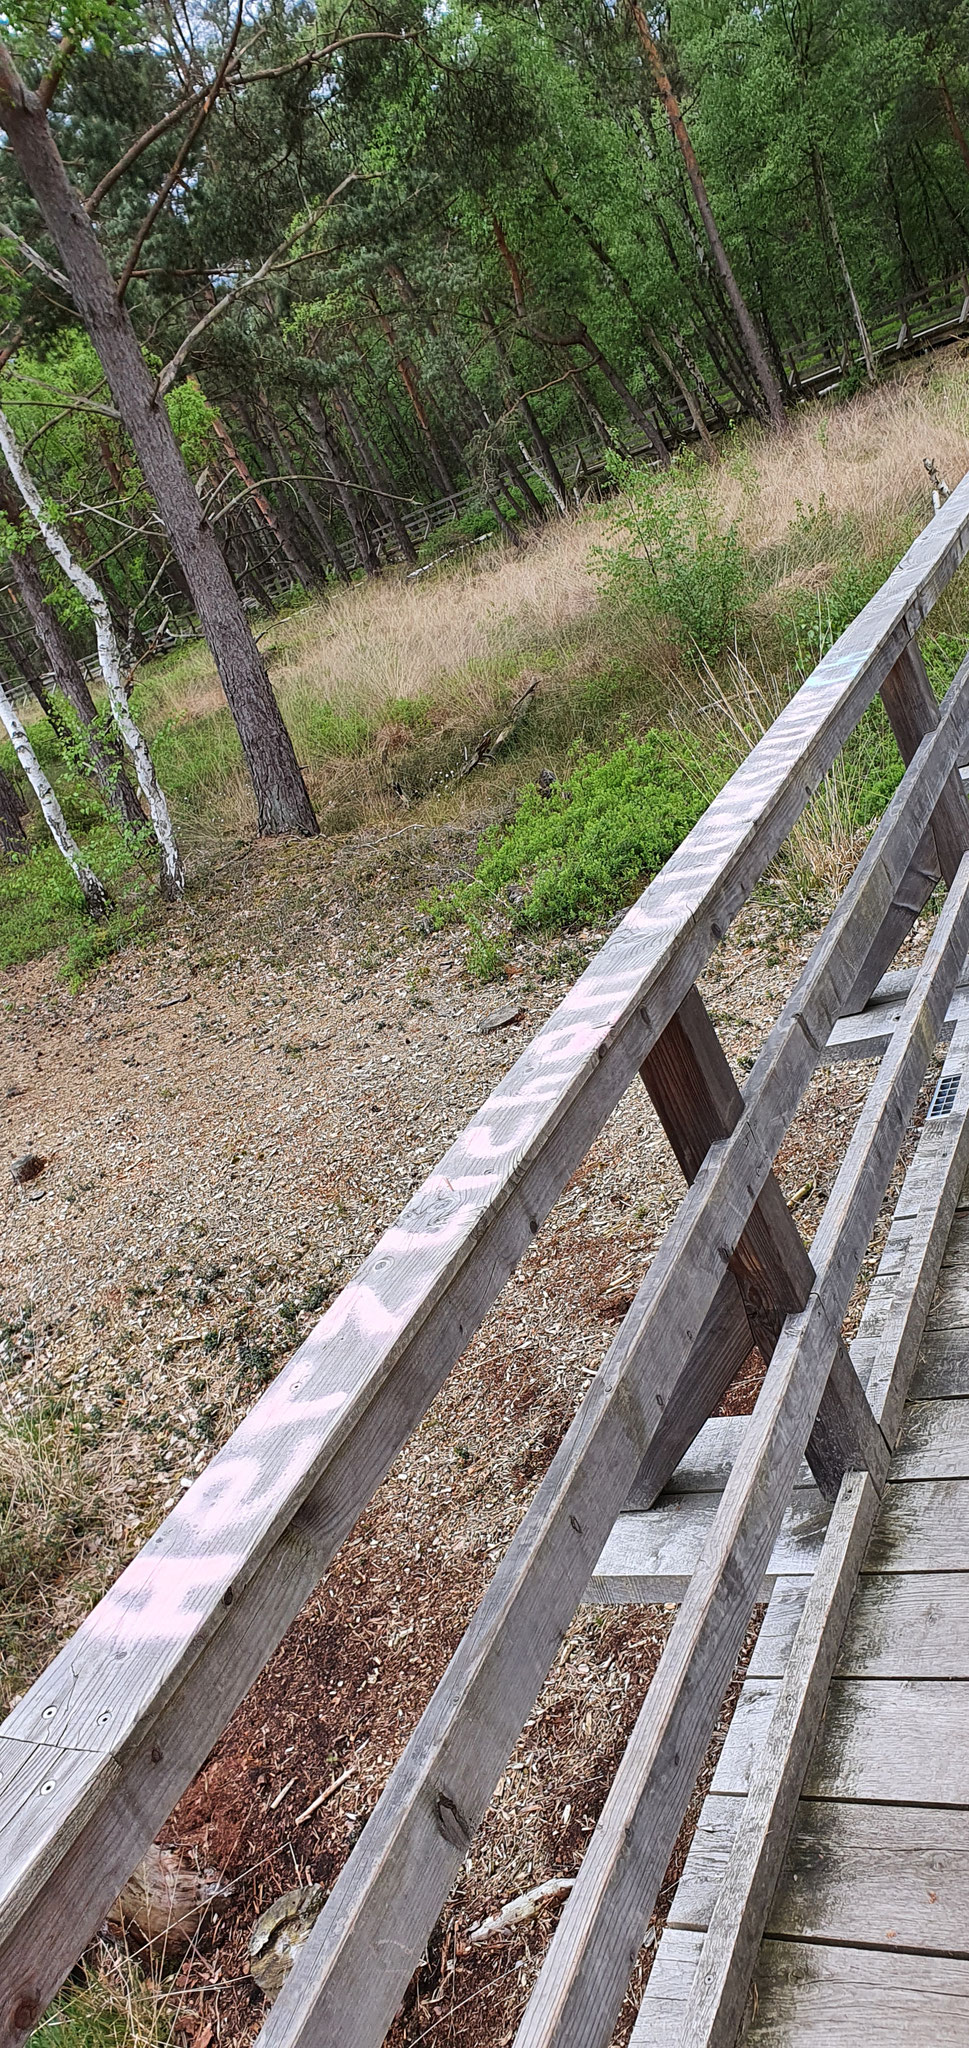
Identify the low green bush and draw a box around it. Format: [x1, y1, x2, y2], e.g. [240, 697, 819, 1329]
[593, 451, 749, 664]
[433, 729, 714, 933]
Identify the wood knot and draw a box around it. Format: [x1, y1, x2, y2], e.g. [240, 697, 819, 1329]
[12, 1995, 40, 2032]
[434, 1792, 472, 1851]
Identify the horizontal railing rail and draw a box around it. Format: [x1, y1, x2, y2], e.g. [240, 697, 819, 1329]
[4, 473, 969, 2046]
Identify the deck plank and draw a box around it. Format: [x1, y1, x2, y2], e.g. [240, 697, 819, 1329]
[715, 1677, 969, 1803]
[673, 1795, 969, 1956]
[746, 1940, 969, 2045]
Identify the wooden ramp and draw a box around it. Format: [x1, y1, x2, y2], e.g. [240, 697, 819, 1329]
[633, 1031, 969, 2046]
[8, 483, 969, 2048]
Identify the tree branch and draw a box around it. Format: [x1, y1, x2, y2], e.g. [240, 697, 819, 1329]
[155, 175, 359, 399]
[116, 0, 245, 301]
[0, 223, 69, 292]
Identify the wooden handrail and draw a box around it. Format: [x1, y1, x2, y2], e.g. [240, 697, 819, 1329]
[4, 479, 969, 2044]
[254, 655, 969, 2047]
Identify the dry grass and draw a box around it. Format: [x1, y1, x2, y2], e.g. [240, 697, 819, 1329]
[145, 516, 601, 735]
[675, 648, 873, 901]
[118, 352, 969, 853]
[714, 354, 969, 555]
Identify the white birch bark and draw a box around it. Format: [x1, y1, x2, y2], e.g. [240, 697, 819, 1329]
[0, 678, 108, 916]
[0, 403, 185, 898]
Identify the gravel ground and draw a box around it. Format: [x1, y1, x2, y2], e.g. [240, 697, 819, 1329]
[0, 828, 932, 2046]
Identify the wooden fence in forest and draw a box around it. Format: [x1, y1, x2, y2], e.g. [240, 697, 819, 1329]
[5, 472, 969, 2047]
[5, 271, 969, 713]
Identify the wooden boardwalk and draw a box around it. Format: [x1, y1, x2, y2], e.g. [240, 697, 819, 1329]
[7, 479, 969, 2047]
[633, 1035, 969, 2045]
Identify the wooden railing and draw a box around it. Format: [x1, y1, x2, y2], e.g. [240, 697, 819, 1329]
[5, 477, 969, 2047]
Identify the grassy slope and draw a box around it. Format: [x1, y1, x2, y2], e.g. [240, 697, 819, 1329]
[4, 355, 969, 979]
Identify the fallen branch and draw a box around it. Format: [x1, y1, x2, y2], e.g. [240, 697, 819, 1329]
[468, 1877, 575, 1945]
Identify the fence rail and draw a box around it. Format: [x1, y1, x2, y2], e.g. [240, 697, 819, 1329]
[4, 476, 969, 2046]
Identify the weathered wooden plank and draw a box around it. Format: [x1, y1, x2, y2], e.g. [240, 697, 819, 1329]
[771, 1799, 969, 1954]
[825, 978, 969, 1061]
[251, 690, 969, 2048]
[514, 872, 969, 2040]
[634, 1032, 969, 2042]
[673, 1793, 969, 1958]
[626, 1417, 814, 1503]
[588, 1486, 831, 1605]
[912, 1330, 969, 1397]
[630, 1928, 704, 2048]
[844, 640, 969, 1014]
[746, 1939, 969, 2045]
[678, 1473, 880, 2046]
[746, 1580, 811, 1679]
[492, 865, 969, 2048]
[882, 642, 969, 886]
[891, 1398, 969, 1478]
[757, 1563, 969, 1682]
[840, 1570, 969, 1677]
[637, 988, 863, 1503]
[716, 1678, 969, 1805]
[863, 1475, 969, 1571]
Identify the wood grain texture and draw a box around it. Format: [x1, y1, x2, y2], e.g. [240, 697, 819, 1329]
[746, 1938, 969, 2045]
[507, 861, 969, 2048]
[891, 1397, 969, 1478]
[679, 1473, 880, 2046]
[845, 641, 969, 1014]
[673, 1792, 969, 1962]
[862, 1475, 969, 1571]
[8, 499, 969, 2043]
[639, 987, 881, 1502]
[716, 1678, 969, 1804]
[825, 978, 969, 1061]
[254, 686, 969, 2048]
[629, 1035, 969, 2048]
[588, 1486, 831, 1605]
[630, 1928, 704, 2048]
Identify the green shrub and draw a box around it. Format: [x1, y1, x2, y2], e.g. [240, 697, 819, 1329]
[0, 828, 147, 976]
[463, 916, 510, 981]
[593, 451, 749, 664]
[435, 729, 713, 933]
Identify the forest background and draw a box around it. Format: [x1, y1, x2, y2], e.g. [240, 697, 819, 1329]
[1, 0, 969, 972]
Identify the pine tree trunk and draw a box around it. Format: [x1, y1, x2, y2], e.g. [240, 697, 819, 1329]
[303, 394, 380, 575]
[572, 321, 670, 465]
[628, 3, 787, 431]
[333, 389, 420, 567]
[0, 50, 316, 837]
[0, 760, 24, 854]
[268, 413, 352, 584]
[939, 72, 969, 181]
[209, 396, 314, 591]
[372, 306, 459, 503]
[484, 311, 568, 511]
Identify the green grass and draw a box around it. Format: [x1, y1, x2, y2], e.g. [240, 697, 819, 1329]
[31, 1963, 179, 2047]
[0, 722, 155, 977]
[432, 729, 713, 934]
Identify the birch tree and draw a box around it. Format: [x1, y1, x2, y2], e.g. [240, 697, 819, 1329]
[0, 402, 185, 898]
[0, 36, 318, 840]
[0, 680, 107, 915]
